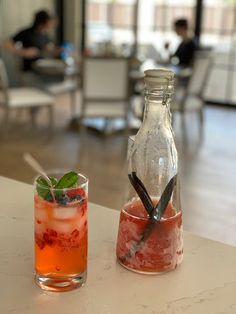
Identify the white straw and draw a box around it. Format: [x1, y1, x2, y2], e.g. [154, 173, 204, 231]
[23, 153, 56, 202]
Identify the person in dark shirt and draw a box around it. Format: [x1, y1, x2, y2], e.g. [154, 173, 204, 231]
[171, 19, 197, 67]
[4, 10, 60, 72]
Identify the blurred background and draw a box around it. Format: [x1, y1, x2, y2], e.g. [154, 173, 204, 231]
[0, 0, 236, 246]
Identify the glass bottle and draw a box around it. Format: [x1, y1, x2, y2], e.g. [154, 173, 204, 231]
[116, 68, 183, 274]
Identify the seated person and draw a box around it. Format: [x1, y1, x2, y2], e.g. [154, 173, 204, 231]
[171, 18, 197, 67]
[4, 10, 61, 87]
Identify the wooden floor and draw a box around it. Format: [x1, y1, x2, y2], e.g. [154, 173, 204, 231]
[0, 93, 236, 247]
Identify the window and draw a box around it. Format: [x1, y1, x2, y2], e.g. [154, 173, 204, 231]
[202, 0, 236, 105]
[86, 0, 136, 56]
[201, 0, 236, 47]
[137, 0, 195, 60]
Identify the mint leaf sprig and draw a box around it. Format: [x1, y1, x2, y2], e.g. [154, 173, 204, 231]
[36, 176, 57, 199]
[36, 171, 79, 204]
[55, 171, 79, 189]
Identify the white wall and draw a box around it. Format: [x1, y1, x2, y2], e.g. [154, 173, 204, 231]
[0, 0, 55, 85]
[0, 0, 55, 42]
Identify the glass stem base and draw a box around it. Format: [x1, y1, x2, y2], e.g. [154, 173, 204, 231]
[35, 271, 87, 292]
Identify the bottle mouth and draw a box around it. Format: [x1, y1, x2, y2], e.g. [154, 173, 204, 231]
[144, 68, 175, 85]
[143, 68, 174, 101]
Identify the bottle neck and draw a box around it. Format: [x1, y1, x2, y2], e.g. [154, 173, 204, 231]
[139, 71, 174, 131]
[142, 89, 173, 130]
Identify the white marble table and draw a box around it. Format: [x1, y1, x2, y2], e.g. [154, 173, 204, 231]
[0, 176, 236, 314]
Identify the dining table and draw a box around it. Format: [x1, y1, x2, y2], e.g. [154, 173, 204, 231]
[32, 59, 79, 78]
[32, 58, 80, 121]
[0, 175, 236, 314]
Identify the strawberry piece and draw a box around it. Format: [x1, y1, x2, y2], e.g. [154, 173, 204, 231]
[35, 234, 45, 250]
[43, 232, 55, 246]
[47, 229, 57, 237]
[66, 188, 86, 199]
[71, 229, 80, 238]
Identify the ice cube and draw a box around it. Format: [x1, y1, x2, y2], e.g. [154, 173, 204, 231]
[35, 209, 48, 222]
[54, 206, 78, 220]
[50, 221, 73, 234]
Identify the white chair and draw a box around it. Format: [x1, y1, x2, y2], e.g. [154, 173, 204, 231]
[0, 59, 54, 131]
[172, 51, 212, 141]
[81, 57, 130, 133]
[1, 51, 22, 87]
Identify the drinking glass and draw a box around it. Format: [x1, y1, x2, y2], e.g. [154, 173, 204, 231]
[34, 170, 88, 291]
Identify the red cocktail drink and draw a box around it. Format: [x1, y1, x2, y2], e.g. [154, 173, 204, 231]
[34, 171, 88, 291]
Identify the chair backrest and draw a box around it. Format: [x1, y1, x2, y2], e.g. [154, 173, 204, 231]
[0, 59, 9, 106]
[1, 51, 22, 87]
[82, 57, 129, 101]
[187, 51, 212, 97]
